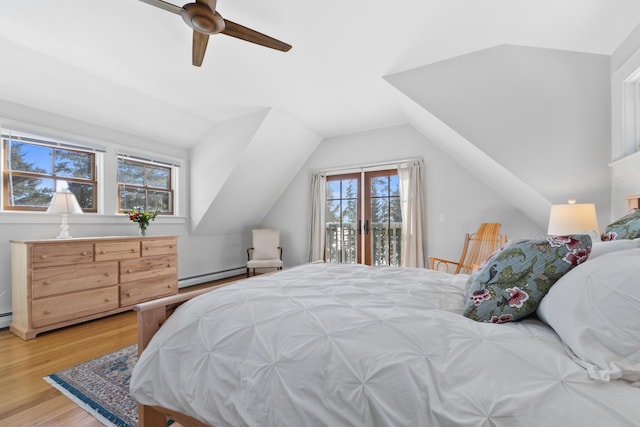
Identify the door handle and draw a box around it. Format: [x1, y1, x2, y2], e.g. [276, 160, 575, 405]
[364, 219, 370, 235]
[358, 219, 362, 235]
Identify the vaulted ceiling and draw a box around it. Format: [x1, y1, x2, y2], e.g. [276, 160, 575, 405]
[0, 0, 639, 147]
[1, 1, 639, 235]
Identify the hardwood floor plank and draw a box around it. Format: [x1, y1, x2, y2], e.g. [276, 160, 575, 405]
[0, 275, 242, 426]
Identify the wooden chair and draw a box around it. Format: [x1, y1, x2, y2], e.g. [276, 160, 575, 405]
[429, 223, 506, 274]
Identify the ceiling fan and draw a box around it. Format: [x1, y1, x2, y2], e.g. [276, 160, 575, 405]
[138, 0, 292, 67]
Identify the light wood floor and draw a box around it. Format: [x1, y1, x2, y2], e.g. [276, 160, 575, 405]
[0, 275, 244, 426]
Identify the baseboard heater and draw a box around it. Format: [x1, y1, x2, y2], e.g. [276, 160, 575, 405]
[178, 266, 246, 288]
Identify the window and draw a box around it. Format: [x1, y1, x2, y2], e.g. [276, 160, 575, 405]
[117, 156, 173, 214]
[325, 170, 401, 266]
[2, 134, 97, 212]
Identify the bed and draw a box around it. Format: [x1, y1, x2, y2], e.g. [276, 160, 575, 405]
[130, 229, 640, 427]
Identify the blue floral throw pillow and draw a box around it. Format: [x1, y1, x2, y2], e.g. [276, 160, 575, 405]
[602, 209, 640, 241]
[463, 235, 592, 323]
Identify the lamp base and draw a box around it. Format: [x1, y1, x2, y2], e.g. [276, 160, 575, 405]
[56, 214, 72, 239]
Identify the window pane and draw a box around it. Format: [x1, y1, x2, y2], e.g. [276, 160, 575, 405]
[66, 182, 95, 210]
[389, 175, 399, 196]
[325, 200, 341, 263]
[371, 222, 390, 266]
[341, 199, 357, 264]
[371, 198, 389, 223]
[118, 160, 145, 185]
[149, 190, 171, 212]
[342, 179, 358, 199]
[146, 165, 170, 189]
[8, 141, 51, 174]
[7, 176, 54, 207]
[54, 149, 92, 179]
[390, 198, 402, 223]
[326, 180, 340, 200]
[120, 187, 146, 211]
[371, 176, 388, 197]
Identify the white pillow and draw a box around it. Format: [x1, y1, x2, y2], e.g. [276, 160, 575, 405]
[589, 238, 640, 259]
[537, 248, 640, 385]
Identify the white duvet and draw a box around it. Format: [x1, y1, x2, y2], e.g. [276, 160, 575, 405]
[130, 263, 640, 427]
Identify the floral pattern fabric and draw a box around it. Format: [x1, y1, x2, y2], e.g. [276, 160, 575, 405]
[463, 234, 592, 323]
[602, 209, 640, 241]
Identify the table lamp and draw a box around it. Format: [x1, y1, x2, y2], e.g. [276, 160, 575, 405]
[547, 199, 598, 235]
[47, 191, 83, 239]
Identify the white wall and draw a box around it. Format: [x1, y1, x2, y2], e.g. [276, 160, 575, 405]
[611, 23, 640, 220]
[0, 100, 248, 326]
[387, 45, 611, 218]
[262, 124, 542, 268]
[263, 45, 612, 270]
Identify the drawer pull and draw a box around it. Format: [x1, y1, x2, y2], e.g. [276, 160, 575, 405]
[126, 292, 131, 297]
[104, 272, 111, 276]
[145, 247, 150, 250]
[100, 250, 105, 254]
[40, 255, 48, 260]
[44, 310, 51, 315]
[104, 298, 110, 302]
[169, 245, 174, 249]
[167, 285, 172, 289]
[131, 248, 136, 252]
[81, 251, 88, 256]
[127, 269, 132, 274]
[44, 280, 51, 285]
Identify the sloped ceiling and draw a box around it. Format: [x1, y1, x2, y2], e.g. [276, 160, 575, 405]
[0, 1, 638, 145]
[0, 1, 639, 234]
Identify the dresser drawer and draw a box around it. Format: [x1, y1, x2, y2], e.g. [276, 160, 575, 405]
[32, 262, 119, 298]
[120, 255, 177, 283]
[32, 243, 93, 268]
[95, 241, 140, 261]
[31, 286, 119, 328]
[120, 275, 178, 306]
[141, 237, 177, 257]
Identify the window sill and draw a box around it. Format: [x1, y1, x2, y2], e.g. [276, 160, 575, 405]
[0, 212, 187, 225]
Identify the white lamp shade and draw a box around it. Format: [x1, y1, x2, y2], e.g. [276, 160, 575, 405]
[47, 191, 83, 214]
[547, 203, 598, 235]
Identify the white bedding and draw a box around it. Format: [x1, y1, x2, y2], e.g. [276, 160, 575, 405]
[130, 263, 640, 427]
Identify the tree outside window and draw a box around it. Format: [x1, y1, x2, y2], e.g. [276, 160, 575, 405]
[3, 139, 96, 212]
[117, 157, 173, 214]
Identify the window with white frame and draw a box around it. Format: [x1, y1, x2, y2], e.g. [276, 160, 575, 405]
[117, 154, 175, 214]
[2, 131, 99, 212]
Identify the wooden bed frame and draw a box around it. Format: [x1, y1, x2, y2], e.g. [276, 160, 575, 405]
[134, 283, 235, 427]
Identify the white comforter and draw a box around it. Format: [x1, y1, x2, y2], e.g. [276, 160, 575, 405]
[130, 263, 640, 427]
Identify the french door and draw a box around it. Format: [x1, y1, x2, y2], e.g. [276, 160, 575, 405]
[325, 170, 401, 266]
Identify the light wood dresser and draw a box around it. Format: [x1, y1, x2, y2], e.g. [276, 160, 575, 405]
[10, 236, 178, 340]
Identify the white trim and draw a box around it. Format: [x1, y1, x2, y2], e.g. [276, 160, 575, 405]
[0, 211, 186, 225]
[318, 157, 421, 176]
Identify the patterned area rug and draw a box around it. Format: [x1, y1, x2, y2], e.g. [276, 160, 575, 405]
[44, 344, 139, 427]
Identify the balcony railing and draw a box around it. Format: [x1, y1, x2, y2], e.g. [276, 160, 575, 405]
[325, 221, 402, 266]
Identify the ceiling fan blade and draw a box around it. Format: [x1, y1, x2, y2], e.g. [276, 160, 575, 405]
[138, 0, 183, 15]
[222, 20, 291, 52]
[192, 30, 210, 66]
